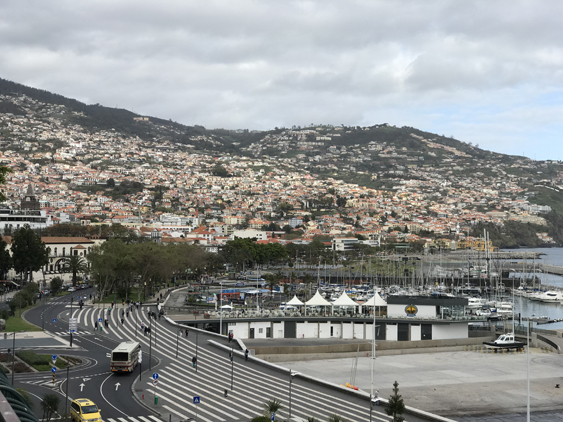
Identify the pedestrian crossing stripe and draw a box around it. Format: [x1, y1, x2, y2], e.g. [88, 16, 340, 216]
[25, 379, 63, 387]
[54, 331, 93, 336]
[106, 416, 162, 422]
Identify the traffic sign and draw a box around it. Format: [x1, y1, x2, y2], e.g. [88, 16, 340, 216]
[193, 396, 200, 404]
[152, 379, 158, 386]
[271, 412, 275, 421]
[98, 318, 103, 322]
[69, 317, 78, 333]
[52, 354, 57, 365]
[51, 367, 56, 373]
[138, 350, 143, 363]
[152, 373, 159, 380]
[52, 318, 57, 323]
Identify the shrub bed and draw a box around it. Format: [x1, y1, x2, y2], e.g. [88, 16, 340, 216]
[0, 353, 13, 363]
[13, 362, 31, 373]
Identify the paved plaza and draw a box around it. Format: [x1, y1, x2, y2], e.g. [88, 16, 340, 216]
[274, 347, 563, 421]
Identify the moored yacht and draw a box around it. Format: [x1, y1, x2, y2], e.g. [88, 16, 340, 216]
[534, 290, 563, 303]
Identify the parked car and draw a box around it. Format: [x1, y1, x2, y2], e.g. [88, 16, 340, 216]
[67, 286, 76, 292]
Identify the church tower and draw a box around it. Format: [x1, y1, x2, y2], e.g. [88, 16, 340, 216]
[21, 184, 40, 211]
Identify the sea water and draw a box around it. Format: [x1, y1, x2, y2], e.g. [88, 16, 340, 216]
[500, 247, 563, 330]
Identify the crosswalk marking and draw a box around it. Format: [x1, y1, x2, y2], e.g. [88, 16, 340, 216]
[52, 305, 390, 422]
[54, 331, 93, 336]
[146, 387, 227, 422]
[136, 416, 161, 422]
[106, 418, 157, 422]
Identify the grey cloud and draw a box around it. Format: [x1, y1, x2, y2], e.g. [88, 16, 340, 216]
[0, 0, 562, 158]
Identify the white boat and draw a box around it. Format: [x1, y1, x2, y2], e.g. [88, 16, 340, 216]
[534, 290, 563, 303]
[489, 301, 513, 316]
[466, 297, 487, 309]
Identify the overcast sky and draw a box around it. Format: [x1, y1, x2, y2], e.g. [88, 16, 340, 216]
[1, 0, 562, 160]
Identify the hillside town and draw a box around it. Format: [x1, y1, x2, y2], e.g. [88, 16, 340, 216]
[0, 92, 562, 251]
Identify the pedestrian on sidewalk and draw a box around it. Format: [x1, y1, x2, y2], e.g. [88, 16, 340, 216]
[104, 319, 108, 328]
[121, 318, 124, 325]
[192, 356, 197, 368]
[185, 329, 189, 338]
[94, 321, 98, 331]
[245, 349, 249, 361]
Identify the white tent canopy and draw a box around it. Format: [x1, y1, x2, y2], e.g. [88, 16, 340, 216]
[331, 291, 359, 307]
[305, 290, 331, 306]
[362, 292, 387, 307]
[287, 295, 304, 306]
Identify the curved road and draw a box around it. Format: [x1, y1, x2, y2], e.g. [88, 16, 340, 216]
[20, 289, 426, 422]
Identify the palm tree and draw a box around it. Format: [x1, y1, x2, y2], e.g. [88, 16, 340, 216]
[263, 399, 283, 419]
[328, 415, 347, 422]
[61, 255, 89, 286]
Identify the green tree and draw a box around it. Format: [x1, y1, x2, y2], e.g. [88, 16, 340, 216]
[0, 236, 12, 279]
[50, 276, 64, 295]
[11, 225, 49, 283]
[0, 166, 13, 202]
[336, 196, 347, 208]
[212, 164, 229, 177]
[328, 415, 347, 422]
[106, 177, 116, 188]
[385, 381, 405, 422]
[41, 392, 60, 421]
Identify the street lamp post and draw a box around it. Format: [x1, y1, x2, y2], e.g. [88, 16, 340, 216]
[69, 296, 73, 347]
[149, 318, 152, 370]
[527, 319, 530, 422]
[220, 280, 223, 336]
[176, 327, 180, 359]
[64, 364, 70, 422]
[11, 332, 15, 384]
[288, 370, 294, 419]
[230, 346, 234, 391]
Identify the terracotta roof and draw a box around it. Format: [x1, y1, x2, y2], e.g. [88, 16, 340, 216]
[41, 237, 95, 244]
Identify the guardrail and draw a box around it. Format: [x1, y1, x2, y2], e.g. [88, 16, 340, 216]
[537, 334, 561, 353]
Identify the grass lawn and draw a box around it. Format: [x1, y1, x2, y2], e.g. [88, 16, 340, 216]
[5, 301, 42, 332]
[5, 318, 41, 332]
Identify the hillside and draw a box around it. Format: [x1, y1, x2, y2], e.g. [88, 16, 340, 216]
[1, 76, 563, 246]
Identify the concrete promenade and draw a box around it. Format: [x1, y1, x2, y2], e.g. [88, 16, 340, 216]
[267, 341, 563, 421]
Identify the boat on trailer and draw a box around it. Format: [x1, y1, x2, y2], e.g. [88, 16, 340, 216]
[483, 333, 526, 350]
